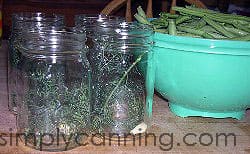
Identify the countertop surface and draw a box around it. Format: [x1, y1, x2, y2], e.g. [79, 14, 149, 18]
[0, 41, 250, 154]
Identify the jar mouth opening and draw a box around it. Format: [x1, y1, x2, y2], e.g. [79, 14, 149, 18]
[75, 14, 124, 22]
[12, 12, 64, 22]
[94, 22, 153, 37]
[74, 14, 125, 29]
[75, 14, 108, 20]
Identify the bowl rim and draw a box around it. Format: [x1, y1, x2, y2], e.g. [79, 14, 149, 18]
[154, 32, 250, 56]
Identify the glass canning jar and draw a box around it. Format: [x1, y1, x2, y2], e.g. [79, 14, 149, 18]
[16, 29, 91, 151]
[91, 22, 153, 137]
[74, 14, 124, 38]
[74, 14, 124, 58]
[8, 13, 65, 114]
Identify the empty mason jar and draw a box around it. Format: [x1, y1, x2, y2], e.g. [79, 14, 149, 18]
[16, 29, 91, 151]
[8, 12, 64, 114]
[91, 22, 153, 137]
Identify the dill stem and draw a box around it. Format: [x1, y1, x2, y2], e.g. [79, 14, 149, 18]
[103, 52, 146, 110]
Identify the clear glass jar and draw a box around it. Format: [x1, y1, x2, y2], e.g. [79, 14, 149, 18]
[16, 29, 91, 151]
[74, 14, 124, 37]
[74, 14, 124, 57]
[91, 22, 153, 137]
[75, 14, 107, 37]
[8, 13, 64, 114]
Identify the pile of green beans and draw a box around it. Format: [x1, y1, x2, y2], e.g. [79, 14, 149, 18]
[134, 6, 250, 41]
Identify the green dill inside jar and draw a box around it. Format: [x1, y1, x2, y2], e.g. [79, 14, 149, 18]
[17, 28, 91, 151]
[8, 12, 65, 114]
[91, 22, 153, 137]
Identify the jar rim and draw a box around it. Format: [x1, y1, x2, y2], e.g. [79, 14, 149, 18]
[19, 28, 86, 60]
[74, 14, 125, 28]
[75, 14, 124, 21]
[25, 26, 86, 34]
[94, 22, 153, 38]
[12, 12, 64, 22]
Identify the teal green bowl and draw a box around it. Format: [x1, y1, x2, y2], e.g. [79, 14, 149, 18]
[149, 32, 250, 120]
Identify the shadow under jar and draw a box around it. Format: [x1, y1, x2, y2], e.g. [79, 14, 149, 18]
[90, 22, 153, 138]
[8, 12, 65, 114]
[16, 29, 91, 151]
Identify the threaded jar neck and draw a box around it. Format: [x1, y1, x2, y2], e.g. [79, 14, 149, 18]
[94, 22, 153, 53]
[75, 14, 125, 37]
[19, 27, 86, 61]
[12, 12, 64, 32]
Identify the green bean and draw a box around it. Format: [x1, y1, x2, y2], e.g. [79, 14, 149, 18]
[134, 13, 151, 25]
[177, 26, 214, 39]
[178, 23, 197, 30]
[177, 32, 202, 38]
[173, 7, 228, 24]
[151, 18, 164, 23]
[180, 18, 200, 27]
[154, 28, 169, 34]
[236, 20, 249, 25]
[154, 25, 168, 30]
[195, 19, 206, 29]
[207, 32, 227, 39]
[205, 14, 237, 24]
[176, 16, 192, 25]
[151, 19, 168, 30]
[135, 5, 250, 41]
[137, 6, 147, 19]
[224, 26, 248, 36]
[151, 18, 168, 25]
[168, 19, 177, 35]
[222, 23, 234, 28]
[172, 6, 205, 18]
[233, 22, 250, 33]
[160, 12, 179, 19]
[185, 6, 250, 22]
[203, 17, 235, 38]
[229, 35, 250, 41]
[173, 7, 249, 25]
[154, 25, 167, 29]
[200, 25, 219, 33]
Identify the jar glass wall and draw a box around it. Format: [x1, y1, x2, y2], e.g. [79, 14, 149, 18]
[16, 29, 91, 151]
[8, 13, 65, 114]
[91, 22, 153, 137]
